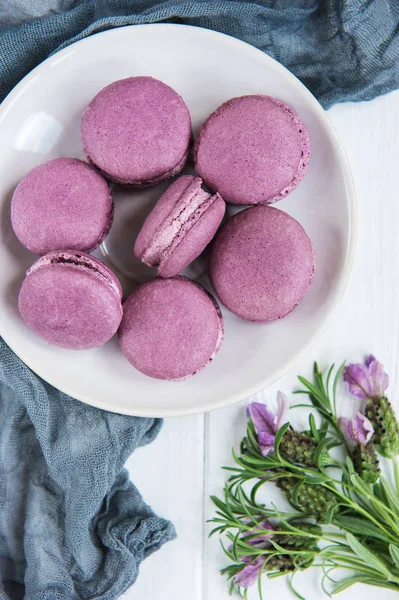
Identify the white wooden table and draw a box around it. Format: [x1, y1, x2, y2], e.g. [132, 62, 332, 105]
[125, 90, 399, 600]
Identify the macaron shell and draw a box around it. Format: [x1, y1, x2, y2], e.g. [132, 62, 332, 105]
[195, 95, 310, 205]
[158, 194, 225, 278]
[81, 77, 191, 185]
[210, 206, 315, 322]
[118, 277, 223, 380]
[28, 250, 123, 299]
[100, 149, 189, 188]
[19, 255, 122, 349]
[134, 175, 198, 258]
[11, 158, 113, 255]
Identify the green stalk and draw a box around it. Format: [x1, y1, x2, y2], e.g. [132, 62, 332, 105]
[393, 456, 399, 495]
[328, 477, 399, 534]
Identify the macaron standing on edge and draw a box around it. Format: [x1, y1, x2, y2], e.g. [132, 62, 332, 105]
[118, 277, 224, 380]
[134, 175, 226, 278]
[19, 251, 123, 350]
[210, 206, 315, 322]
[81, 76, 192, 187]
[195, 95, 310, 205]
[11, 158, 113, 255]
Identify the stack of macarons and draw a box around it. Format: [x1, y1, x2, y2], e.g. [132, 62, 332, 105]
[12, 75, 314, 381]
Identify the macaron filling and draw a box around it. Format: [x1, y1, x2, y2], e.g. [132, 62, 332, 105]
[139, 179, 221, 269]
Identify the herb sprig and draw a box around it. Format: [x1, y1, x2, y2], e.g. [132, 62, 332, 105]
[210, 356, 399, 597]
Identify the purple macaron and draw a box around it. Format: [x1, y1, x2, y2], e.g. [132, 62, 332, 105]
[194, 95, 310, 205]
[134, 175, 225, 278]
[19, 251, 122, 349]
[11, 158, 113, 255]
[118, 277, 223, 380]
[210, 206, 315, 322]
[81, 77, 192, 187]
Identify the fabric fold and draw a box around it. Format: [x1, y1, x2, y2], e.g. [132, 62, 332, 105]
[0, 338, 175, 600]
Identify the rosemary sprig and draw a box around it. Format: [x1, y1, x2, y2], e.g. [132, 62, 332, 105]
[210, 357, 399, 597]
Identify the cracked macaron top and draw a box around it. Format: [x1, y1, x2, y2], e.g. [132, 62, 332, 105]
[18, 251, 122, 349]
[81, 77, 192, 187]
[134, 175, 225, 277]
[194, 95, 310, 205]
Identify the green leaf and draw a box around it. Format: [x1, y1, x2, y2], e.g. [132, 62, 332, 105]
[315, 437, 332, 468]
[346, 456, 355, 475]
[232, 531, 240, 563]
[331, 574, 387, 595]
[380, 477, 399, 516]
[350, 472, 372, 497]
[257, 560, 264, 600]
[274, 422, 291, 456]
[291, 479, 304, 505]
[246, 422, 262, 453]
[309, 413, 319, 440]
[297, 376, 330, 409]
[346, 533, 391, 578]
[323, 503, 339, 524]
[211, 495, 230, 515]
[319, 420, 330, 440]
[389, 544, 399, 569]
[326, 363, 335, 396]
[335, 516, 392, 543]
[303, 474, 329, 484]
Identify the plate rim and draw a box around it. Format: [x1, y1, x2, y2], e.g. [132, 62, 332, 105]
[0, 23, 357, 417]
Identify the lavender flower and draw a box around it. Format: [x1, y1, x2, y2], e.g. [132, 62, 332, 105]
[234, 556, 264, 587]
[247, 393, 288, 455]
[242, 519, 274, 548]
[352, 442, 380, 484]
[338, 412, 374, 444]
[232, 520, 274, 588]
[343, 355, 399, 457]
[366, 397, 399, 458]
[343, 355, 388, 400]
[234, 522, 321, 587]
[339, 412, 379, 482]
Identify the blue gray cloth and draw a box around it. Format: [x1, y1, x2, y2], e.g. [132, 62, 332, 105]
[0, 338, 175, 599]
[1, 1, 399, 599]
[0, 1, 399, 108]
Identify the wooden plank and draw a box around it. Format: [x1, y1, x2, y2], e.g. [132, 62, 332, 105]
[123, 415, 205, 600]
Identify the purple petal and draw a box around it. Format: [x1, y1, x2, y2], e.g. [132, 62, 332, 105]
[257, 431, 275, 456]
[248, 520, 274, 546]
[344, 356, 389, 401]
[248, 402, 277, 436]
[231, 519, 274, 551]
[367, 357, 389, 399]
[339, 412, 374, 444]
[343, 363, 371, 399]
[258, 431, 275, 446]
[275, 392, 289, 430]
[234, 557, 263, 588]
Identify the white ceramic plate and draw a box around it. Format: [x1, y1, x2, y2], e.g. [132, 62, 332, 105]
[0, 24, 356, 417]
